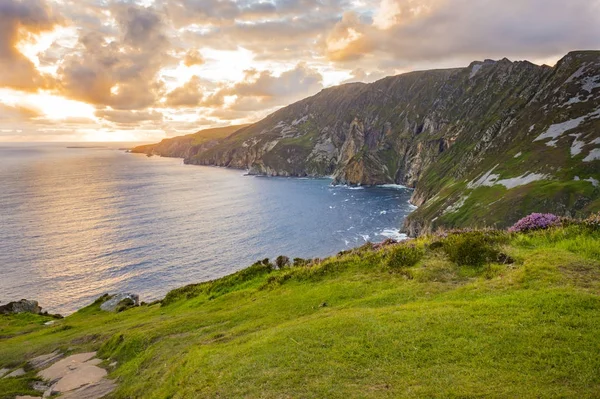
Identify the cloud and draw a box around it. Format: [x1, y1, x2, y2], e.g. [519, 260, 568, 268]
[57, 2, 174, 110]
[342, 68, 389, 84]
[95, 109, 164, 125]
[2, 0, 600, 141]
[164, 76, 204, 107]
[0, 0, 62, 91]
[223, 63, 323, 111]
[0, 102, 43, 121]
[183, 49, 204, 67]
[324, 0, 600, 67]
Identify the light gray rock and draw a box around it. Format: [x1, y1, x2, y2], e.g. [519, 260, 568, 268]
[28, 351, 63, 370]
[35, 351, 115, 399]
[33, 381, 51, 392]
[3, 368, 26, 378]
[38, 352, 96, 383]
[0, 368, 9, 377]
[59, 378, 116, 399]
[99, 293, 139, 312]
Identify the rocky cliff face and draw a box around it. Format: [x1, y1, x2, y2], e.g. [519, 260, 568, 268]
[144, 51, 600, 233]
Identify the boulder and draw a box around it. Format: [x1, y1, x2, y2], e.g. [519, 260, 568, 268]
[0, 299, 41, 315]
[99, 293, 139, 312]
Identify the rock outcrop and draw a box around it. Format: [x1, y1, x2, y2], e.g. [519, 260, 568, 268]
[136, 51, 600, 233]
[0, 299, 41, 315]
[99, 293, 139, 312]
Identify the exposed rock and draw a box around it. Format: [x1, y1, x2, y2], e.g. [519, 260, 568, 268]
[32, 381, 51, 392]
[3, 368, 26, 378]
[28, 351, 63, 370]
[0, 299, 41, 315]
[99, 293, 139, 312]
[38, 352, 97, 382]
[51, 363, 107, 392]
[37, 352, 115, 399]
[15, 396, 41, 399]
[59, 378, 116, 399]
[0, 368, 9, 377]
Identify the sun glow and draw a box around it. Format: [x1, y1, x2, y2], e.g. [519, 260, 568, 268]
[0, 89, 96, 120]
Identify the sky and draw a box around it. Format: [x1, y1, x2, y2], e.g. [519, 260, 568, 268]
[1, 0, 599, 142]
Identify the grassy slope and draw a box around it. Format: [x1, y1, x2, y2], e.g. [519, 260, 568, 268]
[1, 226, 600, 398]
[131, 125, 250, 155]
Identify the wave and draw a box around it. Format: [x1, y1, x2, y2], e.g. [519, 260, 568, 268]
[378, 228, 409, 241]
[379, 184, 409, 190]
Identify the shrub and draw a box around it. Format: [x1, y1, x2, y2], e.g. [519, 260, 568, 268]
[116, 298, 136, 312]
[583, 212, 600, 231]
[275, 255, 290, 269]
[508, 213, 561, 233]
[293, 258, 307, 267]
[386, 243, 424, 269]
[443, 231, 499, 267]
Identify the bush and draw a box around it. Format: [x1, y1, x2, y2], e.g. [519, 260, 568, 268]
[275, 255, 290, 269]
[509, 213, 561, 233]
[583, 212, 600, 231]
[293, 258, 307, 267]
[386, 243, 424, 269]
[443, 231, 499, 267]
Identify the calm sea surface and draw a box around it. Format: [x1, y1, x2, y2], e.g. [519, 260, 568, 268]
[0, 143, 415, 314]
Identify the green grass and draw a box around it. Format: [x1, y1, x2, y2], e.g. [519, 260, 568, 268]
[1, 226, 600, 398]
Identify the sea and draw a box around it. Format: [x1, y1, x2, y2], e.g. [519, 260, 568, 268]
[0, 143, 415, 314]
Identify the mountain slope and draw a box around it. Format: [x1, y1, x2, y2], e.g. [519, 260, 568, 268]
[131, 124, 249, 158]
[141, 51, 600, 233]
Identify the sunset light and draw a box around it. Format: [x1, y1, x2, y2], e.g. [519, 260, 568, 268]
[1, 1, 600, 398]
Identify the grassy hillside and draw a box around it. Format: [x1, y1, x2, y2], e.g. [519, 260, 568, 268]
[131, 125, 249, 158]
[2, 221, 600, 398]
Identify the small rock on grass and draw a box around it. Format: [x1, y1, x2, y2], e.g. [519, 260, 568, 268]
[28, 351, 63, 370]
[59, 379, 116, 399]
[3, 368, 25, 378]
[99, 293, 139, 312]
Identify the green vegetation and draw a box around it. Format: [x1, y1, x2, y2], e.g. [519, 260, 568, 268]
[442, 231, 504, 266]
[2, 224, 600, 398]
[386, 242, 424, 269]
[131, 124, 249, 157]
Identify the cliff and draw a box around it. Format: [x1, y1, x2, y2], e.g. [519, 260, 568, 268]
[131, 124, 249, 158]
[139, 51, 600, 233]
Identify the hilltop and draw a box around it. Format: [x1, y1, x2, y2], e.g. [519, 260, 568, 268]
[1, 218, 599, 398]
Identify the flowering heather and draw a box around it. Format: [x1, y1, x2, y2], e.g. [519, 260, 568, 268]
[508, 213, 561, 233]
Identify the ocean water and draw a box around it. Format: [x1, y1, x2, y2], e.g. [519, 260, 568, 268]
[0, 143, 415, 314]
